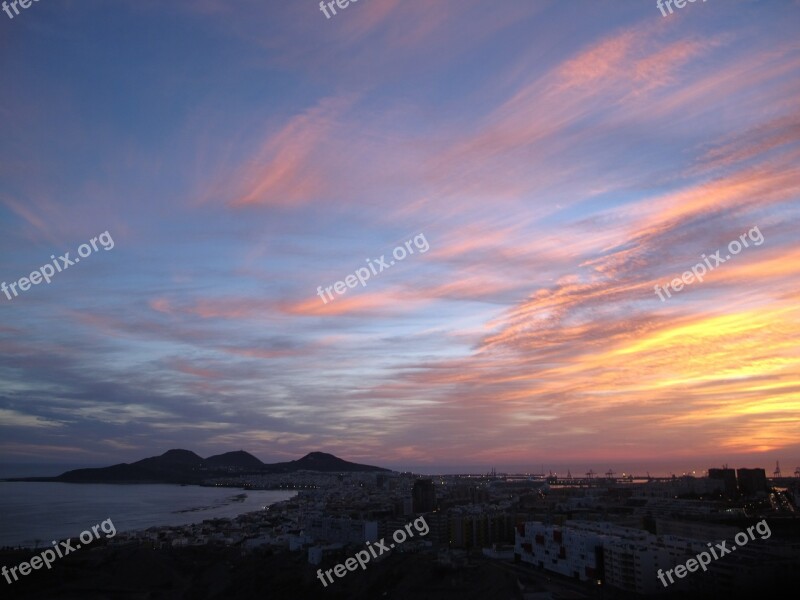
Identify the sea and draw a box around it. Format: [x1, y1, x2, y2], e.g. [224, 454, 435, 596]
[0, 464, 296, 548]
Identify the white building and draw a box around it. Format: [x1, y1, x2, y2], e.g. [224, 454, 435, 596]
[603, 535, 705, 594]
[515, 521, 604, 581]
[516, 521, 707, 594]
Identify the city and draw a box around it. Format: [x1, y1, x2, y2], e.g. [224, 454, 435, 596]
[4, 462, 797, 597]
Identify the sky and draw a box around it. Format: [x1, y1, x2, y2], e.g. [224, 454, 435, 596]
[1, 0, 798, 476]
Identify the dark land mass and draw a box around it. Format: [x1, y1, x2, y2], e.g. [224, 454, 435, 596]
[200, 450, 263, 470]
[2, 544, 795, 600]
[0, 545, 524, 600]
[4, 450, 389, 485]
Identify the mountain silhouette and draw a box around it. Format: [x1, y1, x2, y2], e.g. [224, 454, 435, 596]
[202, 450, 264, 470]
[264, 451, 387, 473]
[11, 449, 389, 484]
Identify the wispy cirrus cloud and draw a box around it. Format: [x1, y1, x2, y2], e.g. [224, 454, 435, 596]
[0, 408, 63, 429]
[0, 0, 798, 471]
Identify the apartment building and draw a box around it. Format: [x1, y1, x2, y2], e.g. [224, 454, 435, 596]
[515, 520, 706, 593]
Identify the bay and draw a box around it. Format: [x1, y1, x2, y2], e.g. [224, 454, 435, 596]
[0, 481, 296, 548]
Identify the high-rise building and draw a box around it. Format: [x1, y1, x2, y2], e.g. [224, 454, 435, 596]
[708, 468, 738, 496]
[412, 478, 436, 513]
[736, 468, 768, 496]
[448, 510, 514, 549]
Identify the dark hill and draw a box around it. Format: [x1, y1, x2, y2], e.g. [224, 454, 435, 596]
[136, 449, 203, 468]
[202, 450, 264, 470]
[57, 449, 204, 484]
[7, 450, 389, 484]
[265, 452, 388, 473]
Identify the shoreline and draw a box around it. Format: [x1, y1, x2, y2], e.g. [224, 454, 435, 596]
[0, 483, 297, 549]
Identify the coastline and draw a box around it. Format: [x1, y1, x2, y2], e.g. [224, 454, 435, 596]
[0, 482, 296, 549]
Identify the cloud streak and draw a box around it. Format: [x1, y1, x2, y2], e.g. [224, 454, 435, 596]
[0, 0, 797, 472]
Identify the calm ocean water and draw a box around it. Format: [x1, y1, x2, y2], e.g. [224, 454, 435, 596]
[0, 480, 296, 548]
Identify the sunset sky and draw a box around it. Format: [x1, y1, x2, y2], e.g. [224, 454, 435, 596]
[1, 0, 798, 475]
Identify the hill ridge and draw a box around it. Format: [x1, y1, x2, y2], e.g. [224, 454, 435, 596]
[30, 449, 390, 484]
